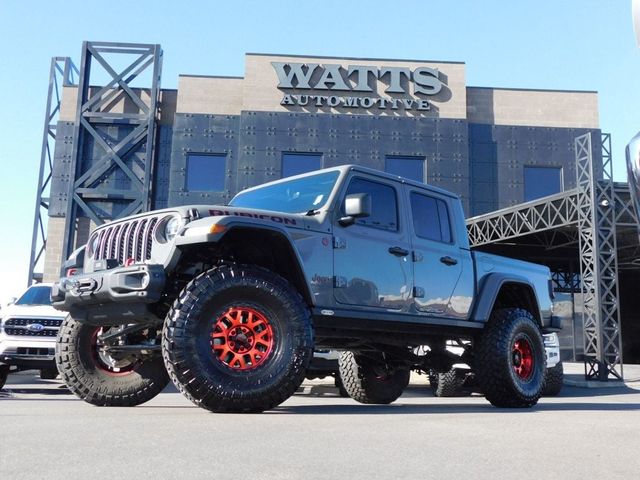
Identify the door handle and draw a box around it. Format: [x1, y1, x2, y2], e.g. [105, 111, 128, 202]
[388, 246, 410, 257]
[440, 256, 458, 266]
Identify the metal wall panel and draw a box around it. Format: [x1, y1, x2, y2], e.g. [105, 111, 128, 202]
[49, 121, 76, 217]
[468, 123, 602, 215]
[168, 113, 239, 206]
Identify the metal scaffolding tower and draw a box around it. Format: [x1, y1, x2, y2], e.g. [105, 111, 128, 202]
[467, 132, 627, 381]
[575, 134, 622, 381]
[61, 41, 163, 262]
[28, 57, 79, 285]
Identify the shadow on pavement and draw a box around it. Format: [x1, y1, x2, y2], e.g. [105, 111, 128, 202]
[271, 400, 640, 415]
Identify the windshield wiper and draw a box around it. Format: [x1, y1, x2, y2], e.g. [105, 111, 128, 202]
[305, 209, 320, 216]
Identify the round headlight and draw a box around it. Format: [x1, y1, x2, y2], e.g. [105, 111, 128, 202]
[164, 216, 181, 242]
[87, 234, 99, 258]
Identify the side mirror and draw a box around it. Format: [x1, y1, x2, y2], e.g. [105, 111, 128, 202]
[339, 193, 371, 226]
[8, 297, 16, 306]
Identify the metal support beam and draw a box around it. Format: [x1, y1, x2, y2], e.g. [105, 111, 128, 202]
[575, 133, 623, 381]
[28, 57, 78, 285]
[61, 42, 162, 264]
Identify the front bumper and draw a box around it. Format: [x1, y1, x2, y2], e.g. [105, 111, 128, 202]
[52, 264, 166, 326]
[0, 338, 56, 369]
[543, 333, 561, 368]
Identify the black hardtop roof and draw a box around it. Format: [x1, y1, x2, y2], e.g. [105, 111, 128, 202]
[328, 164, 460, 199]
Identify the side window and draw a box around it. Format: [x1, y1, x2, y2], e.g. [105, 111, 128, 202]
[410, 192, 452, 243]
[344, 178, 398, 231]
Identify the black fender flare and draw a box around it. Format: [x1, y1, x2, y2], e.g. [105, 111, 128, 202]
[470, 273, 543, 326]
[176, 220, 314, 306]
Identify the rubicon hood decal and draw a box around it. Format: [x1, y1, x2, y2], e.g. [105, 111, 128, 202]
[209, 209, 298, 226]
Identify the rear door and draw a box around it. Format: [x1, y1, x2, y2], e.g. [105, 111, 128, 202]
[406, 188, 469, 318]
[332, 174, 412, 312]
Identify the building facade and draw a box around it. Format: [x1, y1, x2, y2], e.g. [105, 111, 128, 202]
[44, 51, 602, 281]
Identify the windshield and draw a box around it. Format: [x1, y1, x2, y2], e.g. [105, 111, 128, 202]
[229, 170, 340, 214]
[15, 285, 53, 306]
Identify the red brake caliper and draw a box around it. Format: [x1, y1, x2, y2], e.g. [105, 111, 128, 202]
[512, 338, 534, 380]
[210, 307, 274, 370]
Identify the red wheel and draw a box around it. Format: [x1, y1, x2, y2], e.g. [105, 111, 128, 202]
[475, 308, 545, 408]
[56, 316, 169, 406]
[162, 264, 314, 413]
[512, 337, 534, 380]
[91, 328, 136, 377]
[210, 307, 274, 370]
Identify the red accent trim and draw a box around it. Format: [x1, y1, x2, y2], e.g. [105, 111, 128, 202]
[210, 307, 274, 371]
[512, 338, 534, 380]
[90, 328, 135, 377]
[124, 258, 135, 267]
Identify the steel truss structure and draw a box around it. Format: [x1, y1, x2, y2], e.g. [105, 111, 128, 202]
[575, 134, 622, 380]
[61, 41, 163, 262]
[467, 133, 634, 381]
[28, 57, 79, 284]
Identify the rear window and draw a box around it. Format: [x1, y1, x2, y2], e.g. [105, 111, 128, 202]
[410, 192, 452, 243]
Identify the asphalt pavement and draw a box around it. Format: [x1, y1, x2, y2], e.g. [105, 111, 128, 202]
[1, 369, 640, 480]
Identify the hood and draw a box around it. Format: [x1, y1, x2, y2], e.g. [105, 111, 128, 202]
[1, 303, 66, 321]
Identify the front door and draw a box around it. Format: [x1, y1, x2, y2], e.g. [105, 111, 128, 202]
[333, 175, 412, 311]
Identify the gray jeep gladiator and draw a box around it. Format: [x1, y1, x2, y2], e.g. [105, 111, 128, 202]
[52, 165, 560, 412]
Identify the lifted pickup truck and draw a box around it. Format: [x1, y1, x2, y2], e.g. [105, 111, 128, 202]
[53, 165, 559, 412]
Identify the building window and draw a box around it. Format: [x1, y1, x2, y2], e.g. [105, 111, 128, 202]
[385, 156, 425, 183]
[344, 177, 398, 231]
[410, 192, 452, 243]
[282, 153, 322, 178]
[186, 153, 226, 191]
[524, 166, 562, 202]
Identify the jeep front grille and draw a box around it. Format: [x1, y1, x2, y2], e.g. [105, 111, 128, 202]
[93, 216, 160, 264]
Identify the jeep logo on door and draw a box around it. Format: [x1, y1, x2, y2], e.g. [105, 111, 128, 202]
[272, 62, 447, 112]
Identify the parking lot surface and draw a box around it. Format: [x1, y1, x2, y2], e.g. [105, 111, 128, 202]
[2, 371, 640, 480]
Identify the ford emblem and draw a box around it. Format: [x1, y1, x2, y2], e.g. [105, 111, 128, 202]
[26, 323, 45, 332]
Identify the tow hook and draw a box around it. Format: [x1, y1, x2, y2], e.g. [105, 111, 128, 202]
[68, 278, 98, 295]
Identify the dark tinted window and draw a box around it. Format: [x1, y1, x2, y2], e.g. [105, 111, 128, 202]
[385, 156, 425, 183]
[524, 166, 562, 202]
[411, 192, 452, 243]
[282, 153, 322, 178]
[186, 154, 226, 191]
[344, 178, 398, 231]
[16, 285, 52, 306]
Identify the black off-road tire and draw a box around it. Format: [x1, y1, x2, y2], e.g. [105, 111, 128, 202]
[543, 362, 564, 396]
[162, 264, 314, 413]
[433, 368, 466, 397]
[56, 316, 169, 406]
[475, 308, 545, 408]
[335, 374, 350, 397]
[428, 370, 439, 390]
[40, 368, 59, 380]
[338, 351, 410, 404]
[0, 365, 9, 389]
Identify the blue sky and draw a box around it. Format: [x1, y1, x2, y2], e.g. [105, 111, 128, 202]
[0, 0, 638, 303]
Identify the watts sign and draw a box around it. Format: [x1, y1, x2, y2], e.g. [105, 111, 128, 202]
[272, 62, 447, 111]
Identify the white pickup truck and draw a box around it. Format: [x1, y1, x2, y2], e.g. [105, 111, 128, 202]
[0, 284, 64, 389]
